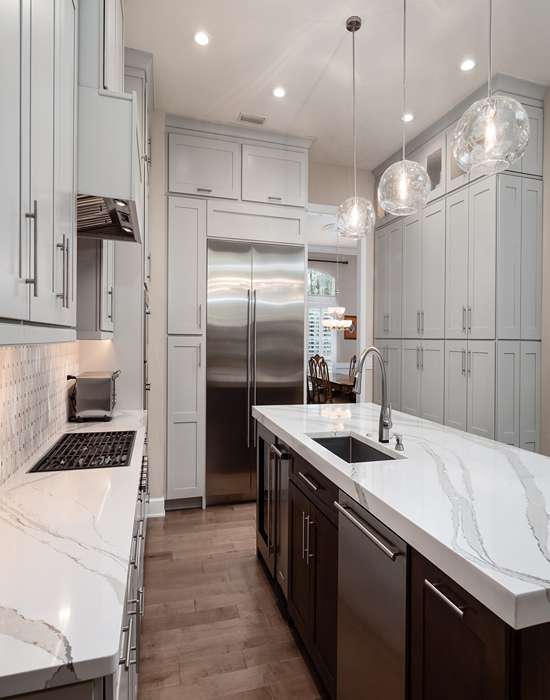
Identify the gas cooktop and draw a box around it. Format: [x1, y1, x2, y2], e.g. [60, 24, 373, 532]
[29, 431, 136, 472]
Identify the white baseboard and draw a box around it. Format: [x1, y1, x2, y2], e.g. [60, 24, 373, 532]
[147, 497, 165, 518]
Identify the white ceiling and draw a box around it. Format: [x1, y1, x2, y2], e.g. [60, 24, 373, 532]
[125, 0, 550, 170]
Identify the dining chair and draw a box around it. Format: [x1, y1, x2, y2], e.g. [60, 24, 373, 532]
[318, 357, 333, 404]
[349, 354, 357, 378]
[308, 354, 324, 403]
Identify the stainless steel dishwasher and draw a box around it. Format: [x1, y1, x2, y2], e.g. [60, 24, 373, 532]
[335, 491, 407, 700]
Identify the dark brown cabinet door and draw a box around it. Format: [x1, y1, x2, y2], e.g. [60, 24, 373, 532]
[310, 501, 338, 697]
[288, 480, 311, 634]
[410, 551, 510, 700]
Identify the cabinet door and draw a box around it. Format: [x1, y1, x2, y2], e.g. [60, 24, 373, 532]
[468, 178, 496, 339]
[167, 337, 206, 500]
[445, 340, 468, 432]
[520, 341, 540, 452]
[496, 175, 522, 339]
[445, 122, 469, 193]
[374, 229, 387, 337]
[54, 0, 77, 326]
[424, 132, 446, 203]
[386, 221, 403, 338]
[495, 341, 520, 446]
[521, 178, 543, 339]
[422, 200, 446, 338]
[401, 342, 422, 417]
[103, 0, 124, 92]
[410, 551, 509, 700]
[288, 481, 312, 634]
[168, 197, 207, 335]
[520, 105, 543, 177]
[445, 189, 469, 338]
[374, 341, 402, 412]
[169, 134, 241, 200]
[420, 341, 445, 424]
[241, 144, 307, 207]
[402, 213, 422, 338]
[29, 0, 58, 324]
[310, 502, 338, 696]
[0, 0, 30, 320]
[99, 241, 115, 332]
[467, 340, 495, 439]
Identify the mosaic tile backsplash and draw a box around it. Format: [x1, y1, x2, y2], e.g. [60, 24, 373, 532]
[0, 343, 78, 485]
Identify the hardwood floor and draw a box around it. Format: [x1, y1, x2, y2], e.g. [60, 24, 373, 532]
[139, 503, 321, 699]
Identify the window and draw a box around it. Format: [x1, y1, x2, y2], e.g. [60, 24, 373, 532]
[307, 267, 337, 369]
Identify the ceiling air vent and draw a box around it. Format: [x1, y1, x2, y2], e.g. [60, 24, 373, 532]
[238, 112, 266, 126]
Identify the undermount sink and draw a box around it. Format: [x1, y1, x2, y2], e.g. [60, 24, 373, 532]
[312, 435, 397, 463]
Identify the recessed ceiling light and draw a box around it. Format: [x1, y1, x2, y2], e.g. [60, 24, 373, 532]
[194, 31, 209, 46]
[273, 86, 286, 98]
[401, 112, 414, 123]
[460, 58, 476, 72]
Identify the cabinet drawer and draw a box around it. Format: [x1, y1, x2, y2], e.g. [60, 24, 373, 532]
[242, 144, 307, 207]
[169, 133, 241, 199]
[290, 451, 338, 524]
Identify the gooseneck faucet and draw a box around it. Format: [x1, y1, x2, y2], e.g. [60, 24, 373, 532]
[353, 346, 392, 443]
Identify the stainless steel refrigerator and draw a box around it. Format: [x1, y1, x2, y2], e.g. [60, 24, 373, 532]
[206, 239, 305, 505]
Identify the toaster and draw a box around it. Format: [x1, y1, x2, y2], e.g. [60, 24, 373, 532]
[67, 370, 121, 421]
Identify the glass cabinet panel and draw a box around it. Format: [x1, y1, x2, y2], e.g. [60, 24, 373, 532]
[446, 122, 469, 192]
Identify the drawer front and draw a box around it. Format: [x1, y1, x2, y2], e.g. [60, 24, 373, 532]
[169, 133, 241, 199]
[290, 451, 338, 524]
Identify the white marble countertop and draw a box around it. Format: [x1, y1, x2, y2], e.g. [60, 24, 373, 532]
[253, 402, 550, 630]
[0, 410, 147, 698]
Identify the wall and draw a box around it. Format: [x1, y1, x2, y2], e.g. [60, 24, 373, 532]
[0, 343, 78, 486]
[541, 87, 550, 455]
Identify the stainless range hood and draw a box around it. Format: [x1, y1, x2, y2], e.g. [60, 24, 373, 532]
[77, 195, 139, 243]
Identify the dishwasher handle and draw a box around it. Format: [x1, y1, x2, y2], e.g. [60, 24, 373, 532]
[334, 501, 402, 561]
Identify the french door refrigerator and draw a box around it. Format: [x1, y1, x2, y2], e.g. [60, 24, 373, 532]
[206, 239, 305, 505]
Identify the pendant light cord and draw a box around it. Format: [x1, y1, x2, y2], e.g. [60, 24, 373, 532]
[487, 0, 493, 97]
[402, 0, 407, 161]
[352, 28, 357, 202]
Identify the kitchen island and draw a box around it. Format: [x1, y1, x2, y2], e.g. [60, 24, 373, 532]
[253, 402, 550, 699]
[0, 411, 148, 699]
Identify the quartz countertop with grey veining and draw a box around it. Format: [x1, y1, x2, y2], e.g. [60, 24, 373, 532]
[0, 411, 146, 698]
[253, 402, 550, 630]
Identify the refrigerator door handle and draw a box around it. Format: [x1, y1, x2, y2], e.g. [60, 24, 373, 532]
[252, 289, 258, 448]
[246, 288, 251, 448]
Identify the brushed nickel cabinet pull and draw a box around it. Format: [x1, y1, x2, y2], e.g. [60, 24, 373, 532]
[298, 471, 319, 492]
[196, 187, 212, 193]
[334, 501, 401, 561]
[424, 579, 465, 618]
[268, 196, 282, 201]
[25, 200, 38, 296]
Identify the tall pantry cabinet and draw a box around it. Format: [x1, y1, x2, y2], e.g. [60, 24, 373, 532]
[1, 0, 77, 329]
[373, 81, 543, 449]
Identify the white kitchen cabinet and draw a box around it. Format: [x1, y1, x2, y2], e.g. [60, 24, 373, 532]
[506, 105, 543, 177]
[445, 121, 469, 193]
[0, 0, 30, 321]
[401, 340, 444, 423]
[520, 341, 540, 451]
[374, 221, 403, 338]
[521, 178, 543, 339]
[373, 339, 402, 411]
[103, 0, 124, 92]
[446, 340, 495, 438]
[496, 175, 522, 339]
[467, 340, 495, 438]
[100, 241, 115, 332]
[496, 341, 521, 446]
[77, 239, 115, 338]
[445, 340, 468, 432]
[421, 132, 446, 203]
[169, 134, 241, 200]
[167, 337, 206, 501]
[445, 188, 469, 338]
[168, 197, 207, 335]
[402, 213, 422, 338]
[241, 144, 307, 207]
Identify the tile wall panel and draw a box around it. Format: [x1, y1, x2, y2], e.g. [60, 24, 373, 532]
[0, 343, 78, 485]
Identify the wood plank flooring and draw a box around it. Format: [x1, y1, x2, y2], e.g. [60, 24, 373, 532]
[139, 503, 321, 699]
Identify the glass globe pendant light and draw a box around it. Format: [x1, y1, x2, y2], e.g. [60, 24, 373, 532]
[336, 16, 375, 240]
[453, 0, 529, 177]
[378, 0, 431, 216]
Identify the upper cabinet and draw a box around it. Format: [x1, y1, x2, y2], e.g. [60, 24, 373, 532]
[241, 144, 308, 207]
[103, 0, 124, 92]
[445, 121, 469, 193]
[374, 221, 403, 338]
[419, 132, 446, 203]
[506, 104, 543, 177]
[0, 0, 77, 331]
[168, 134, 241, 200]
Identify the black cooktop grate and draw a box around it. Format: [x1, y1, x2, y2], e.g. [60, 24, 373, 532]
[29, 431, 136, 472]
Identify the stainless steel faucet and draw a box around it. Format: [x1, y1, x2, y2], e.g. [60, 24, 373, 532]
[353, 346, 392, 443]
